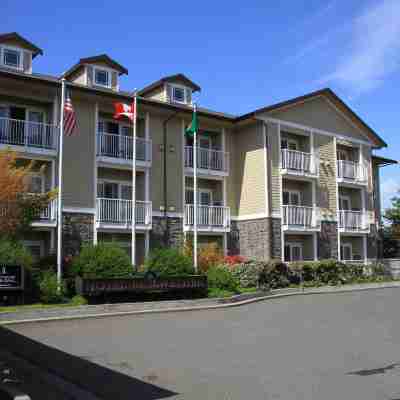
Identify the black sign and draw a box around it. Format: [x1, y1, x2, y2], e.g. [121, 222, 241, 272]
[0, 265, 23, 290]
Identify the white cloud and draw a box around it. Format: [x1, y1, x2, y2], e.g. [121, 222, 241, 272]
[319, 0, 400, 95]
[381, 177, 399, 210]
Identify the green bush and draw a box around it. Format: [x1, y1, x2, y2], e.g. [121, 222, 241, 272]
[70, 295, 88, 306]
[71, 243, 133, 279]
[38, 270, 66, 304]
[144, 248, 194, 277]
[207, 265, 240, 293]
[0, 239, 33, 269]
[258, 260, 290, 289]
[230, 261, 264, 288]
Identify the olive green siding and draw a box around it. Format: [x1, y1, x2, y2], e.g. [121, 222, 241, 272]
[234, 121, 266, 216]
[285, 234, 314, 261]
[62, 98, 95, 209]
[225, 127, 237, 215]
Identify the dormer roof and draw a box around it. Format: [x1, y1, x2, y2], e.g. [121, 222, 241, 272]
[138, 73, 201, 96]
[61, 54, 128, 79]
[0, 32, 43, 58]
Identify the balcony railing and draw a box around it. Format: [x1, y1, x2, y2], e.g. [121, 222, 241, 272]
[337, 160, 367, 183]
[185, 146, 229, 173]
[36, 199, 58, 221]
[282, 205, 320, 229]
[96, 198, 152, 226]
[281, 149, 318, 176]
[184, 204, 230, 229]
[0, 117, 58, 150]
[338, 210, 369, 231]
[97, 133, 152, 163]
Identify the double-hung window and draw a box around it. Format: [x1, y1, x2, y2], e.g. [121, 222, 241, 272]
[2, 47, 22, 70]
[284, 243, 303, 262]
[94, 68, 110, 88]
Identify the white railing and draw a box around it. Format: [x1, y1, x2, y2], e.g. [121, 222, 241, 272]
[282, 205, 320, 229]
[338, 210, 369, 231]
[97, 133, 152, 163]
[184, 204, 230, 229]
[96, 198, 152, 226]
[37, 199, 58, 221]
[337, 160, 368, 183]
[281, 149, 318, 175]
[0, 117, 58, 150]
[185, 146, 229, 173]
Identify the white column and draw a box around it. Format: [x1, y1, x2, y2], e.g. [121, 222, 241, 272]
[131, 95, 137, 266]
[334, 137, 341, 261]
[363, 234, 368, 265]
[193, 105, 198, 272]
[145, 230, 150, 258]
[93, 102, 98, 245]
[278, 123, 285, 262]
[182, 119, 186, 227]
[310, 130, 315, 173]
[222, 233, 228, 257]
[263, 122, 270, 217]
[313, 232, 318, 261]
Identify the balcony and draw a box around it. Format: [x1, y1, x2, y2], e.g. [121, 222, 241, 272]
[185, 146, 229, 177]
[337, 160, 368, 185]
[97, 133, 152, 168]
[338, 210, 370, 233]
[96, 198, 152, 230]
[184, 204, 230, 232]
[31, 199, 58, 227]
[0, 117, 58, 155]
[282, 205, 321, 231]
[280, 149, 318, 178]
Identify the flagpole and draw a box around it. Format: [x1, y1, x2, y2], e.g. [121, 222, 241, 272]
[193, 103, 198, 272]
[131, 91, 137, 267]
[57, 78, 66, 286]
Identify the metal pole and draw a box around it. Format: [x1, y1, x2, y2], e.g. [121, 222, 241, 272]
[131, 92, 137, 267]
[193, 103, 198, 272]
[56, 78, 66, 286]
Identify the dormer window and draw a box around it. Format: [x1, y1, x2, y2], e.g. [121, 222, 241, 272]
[172, 85, 186, 103]
[94, 67, 111, 88]
[2, 47, 22, 70]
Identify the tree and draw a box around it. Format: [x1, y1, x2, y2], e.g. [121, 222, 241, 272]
[0, 149, 56, 239]
[384, 193, 400, 226]
[383, 191, 400, 257]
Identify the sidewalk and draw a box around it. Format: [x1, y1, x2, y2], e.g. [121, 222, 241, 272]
[1, 281, 400, 325]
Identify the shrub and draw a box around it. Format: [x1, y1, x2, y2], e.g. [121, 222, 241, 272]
[224, 255, 246, 266]
[38, 270, 66, 304]
[70, 295, 88, 306]
[0, 239, 33, 269]
[230, 261, 264, 288]
[258, 260, 290, 289]
[207, 265, 239, 293]
[71, 243, 133, 279]
[144, 248, 194, 277]
[198, 243, 224, 273]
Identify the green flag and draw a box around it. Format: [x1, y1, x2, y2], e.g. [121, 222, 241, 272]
[185, 108, 198, 137]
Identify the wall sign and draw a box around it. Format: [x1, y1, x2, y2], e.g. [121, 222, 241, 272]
[0, 265, 23, 290]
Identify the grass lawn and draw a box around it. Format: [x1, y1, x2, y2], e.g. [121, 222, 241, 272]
[0, 302, 81, 313]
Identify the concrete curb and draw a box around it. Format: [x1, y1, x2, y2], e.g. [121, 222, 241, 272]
[2, 282, 400, 326]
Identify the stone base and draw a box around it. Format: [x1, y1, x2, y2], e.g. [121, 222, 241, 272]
[318, 221, 338, 259]
[150, 216, 183, 250]
[62, 212, 94, 258]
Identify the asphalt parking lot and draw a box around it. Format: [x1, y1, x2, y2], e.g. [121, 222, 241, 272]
[8, 288, 400, 399]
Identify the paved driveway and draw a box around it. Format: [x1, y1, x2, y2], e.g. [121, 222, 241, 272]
[10, 288, 400, 399]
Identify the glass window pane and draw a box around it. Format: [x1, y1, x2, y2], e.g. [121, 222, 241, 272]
[284, 245, 291, 261]
[185, 189, 194, 204]
[4, 49, 20, 68]
[173, 87, 185, 102]
[283, 191, 289, 205]
[95, 69, 109, 86]
[281, 139, 288, 149]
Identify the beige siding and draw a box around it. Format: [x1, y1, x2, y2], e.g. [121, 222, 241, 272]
[67, 66, 87, 85]
[143, 86, 166, 102]
[315, 133, 336, 215]
[234, 121, 265, 216]
[268, 96, 368, 143]
[268, 122, 281, 215]
[225, 127, 237, 215]
[62, 97, 95, 209]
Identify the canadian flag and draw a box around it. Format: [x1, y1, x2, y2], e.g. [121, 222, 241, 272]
[113, 102, 135, 121]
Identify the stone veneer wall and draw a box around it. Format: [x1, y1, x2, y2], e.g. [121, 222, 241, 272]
[270, 218, 282, 260]
[318, 221, 338, 259]
[367, 224, 379, 259]
[228, 218, 271, 261]
[62, 212, 94, 257]
[150, 216, 183, 249]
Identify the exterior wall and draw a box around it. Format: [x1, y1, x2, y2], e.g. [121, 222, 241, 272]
[341, 236, 363, 260]
[151, 216, 183, 249]
[225, 127, 237, 215]
[270, 218, 282, 259]
[229, 218, 271, 261]
[268, 122, 281, 215]
[285, 234, 314, 261]
[318, 221, 338, 259]
[185, 177, 223, 204]
[372, 163, 381, 224]
[67, 66, 86, 86]
[281, 130, 310, 152]
[234, 121, 266, 216]
[62, 96, 95, 209]
[143, 86, 166, 102]
[338, 187, 362, 210]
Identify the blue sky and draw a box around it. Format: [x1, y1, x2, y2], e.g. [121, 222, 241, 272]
[2, 0, 399, 208]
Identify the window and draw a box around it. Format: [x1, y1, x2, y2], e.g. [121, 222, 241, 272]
[94, 68, 110, 87]
[185, 188, 212, 205]
[171, 84, 188, 104]
[283, 190, 300, 206]
[337, 149, 348, 161]
[340, 243, 352, 260]
[3, 48, 21, 69]
[281, 138, 298, 151]
[339, 196, 351, 210]
[284, 243, 303, 262]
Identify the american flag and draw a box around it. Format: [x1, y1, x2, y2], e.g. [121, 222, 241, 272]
[63, 90, 77, 136]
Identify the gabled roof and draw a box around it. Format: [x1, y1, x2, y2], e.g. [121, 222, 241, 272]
[138, 73, 201, 96]
[62, 54, 128, 78]
[0, 32, 43, 58]
[236, 88, 387, 149]
[372, 155, 398, 167]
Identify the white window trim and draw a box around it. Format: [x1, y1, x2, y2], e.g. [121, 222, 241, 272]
[23, 240, 44, 258]
[185, 187, 213, 205]
[93, 66, 113, 88]
[283, 189, 301, 206]
[339, 195, 351, 210]
[171, 83, 189, 104]
[285, 242, 303, 262]
[1, 45, 24, 71]
[340, 243, 353, 261]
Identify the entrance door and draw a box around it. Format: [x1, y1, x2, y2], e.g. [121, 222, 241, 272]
[27, 111, 44, 147]
[9, 106, 25, 145]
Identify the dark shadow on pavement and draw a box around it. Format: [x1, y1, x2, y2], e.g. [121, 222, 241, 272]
[0, 326, 177, 399]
